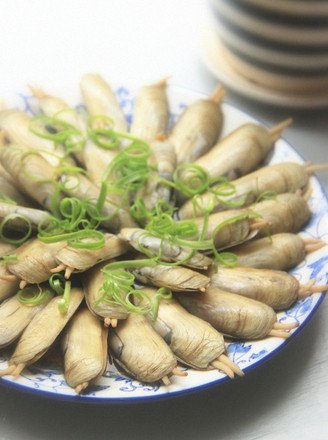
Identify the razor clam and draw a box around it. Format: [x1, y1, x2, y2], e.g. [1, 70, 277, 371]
[52, 232, 130, 278]
[0, 202, 50, 232]
[0, 144, 61, 212]
[82, 261, 130, 327]
[168, 84, 225, 165]
[29, 85, 88, 166]
[6, 238, 67, 288]
[177, 286, 297, 340]
[226, 233, 322, 271]
[119, 227, 212, 270]
[137, 287, 244, 378]
[30, 85, 120, 183]
[130, 78, 170, 142]
[248, 192, 311, 236]
[192, 120, 291, 182]
[60, 172, 138, 232]
[0, 240, 17, 258]
[136, 135, 176, 214]
[0, 287, 84, 378]
[130, 259, 210, 292]
[62, 307, 108, 393]
[80, 73, 129, 133]
[178, 162, 312, 220]
[209, 266, 328, 311]
[0, 264, 20, 302]
[108, 312, 179, 384]
[0, 109, 70, 166]
[191, 209, 268, 250]
[0, 161, 36, 207]
[0, 285, 54, 348]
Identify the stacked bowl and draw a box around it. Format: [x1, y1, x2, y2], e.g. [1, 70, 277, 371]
[208, 0, 328, 98]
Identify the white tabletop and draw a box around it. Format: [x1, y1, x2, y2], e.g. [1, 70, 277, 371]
[0, 1, 327, 439]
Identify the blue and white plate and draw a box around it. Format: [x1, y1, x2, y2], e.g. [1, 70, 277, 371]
[0, 82, 327, 402]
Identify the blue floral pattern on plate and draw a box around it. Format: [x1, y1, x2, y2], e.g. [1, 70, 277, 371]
[0, 82, 327, 401]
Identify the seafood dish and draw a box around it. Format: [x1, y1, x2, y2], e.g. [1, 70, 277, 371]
[0, 75, 327, 401]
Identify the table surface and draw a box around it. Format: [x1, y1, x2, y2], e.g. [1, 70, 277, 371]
[0, 1, 327, 439]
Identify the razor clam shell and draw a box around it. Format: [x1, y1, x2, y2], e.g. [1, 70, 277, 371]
[7, 238, 66, 284]
[0, 145, 60, 212]
[0, 240, 17, 258]
[119, 228, 212, 270]
[108, 312, 177, 383]
[0, 265, 20, 302]
[82, 261, 130, 321]
[130, 80, 169, 142]
[0, 286, 54, 348]
[80, 73, 129, 133]
[62, 307, 108, 390]
[169, 96, 223, 165]
[177, 286, 277, 340]
[61, 173, 138, 232]
[9, 287, 84, 366]
[228, 233, 307, 271]
[131, 262, 210, 292]
[0, 202, 50, 232]
[0, 163, 35, 207]
[0, 109, 69, 166]
[56, 232, 130, 272]
[139, 287, 225, 369]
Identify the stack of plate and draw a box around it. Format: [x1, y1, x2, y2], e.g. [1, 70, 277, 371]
[204, 0, 328, 106]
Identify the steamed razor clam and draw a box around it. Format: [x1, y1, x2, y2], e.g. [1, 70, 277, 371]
[0, 287, 84, 378]
[130, 78, 170, 142]
[248, 192, 311, 236]
[0, 109, 70, 166]
[209, 266, 328, 310]
[30, 85, 119, 183]
[137, 287, 244, 378]
[119, 227, 212, 270]
[0, 240, 17, 258]
[178, 162, 313, 220]
[0, 144, 61, 212]
[136, 135, 176, 213]
[0, 161, 36, 207]
[0, 264, 20, 302]
[0, 285, 54, 348]
[80, 73, 129, 133]
[177, 286, 298, 340]
[60, 172, 138, 232]
[5, 238, 67, 288]
[29, 85, 88, 166]
[130, 259, 210, 292]
[108, 312, 180, 384]
[191, 120, 291, 182]
[82, 261, 130, 326]
[62, 307, 108, 394]
[52, 232, 130, 278]
[168, 84, 225, 165]
[227, 233, 325, 271]
[0, 202, 50, 232]
[191, 209, 268, 250]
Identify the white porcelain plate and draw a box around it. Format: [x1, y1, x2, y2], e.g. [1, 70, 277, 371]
[0, 80, 327, 402]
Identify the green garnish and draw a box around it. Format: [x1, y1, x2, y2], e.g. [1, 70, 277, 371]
[25, 110, 270, 317]
[0, 214, 32, 245]
[17, 285, 51, 306]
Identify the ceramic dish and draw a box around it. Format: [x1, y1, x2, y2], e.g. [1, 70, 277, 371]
[0, 81, 327, 402]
